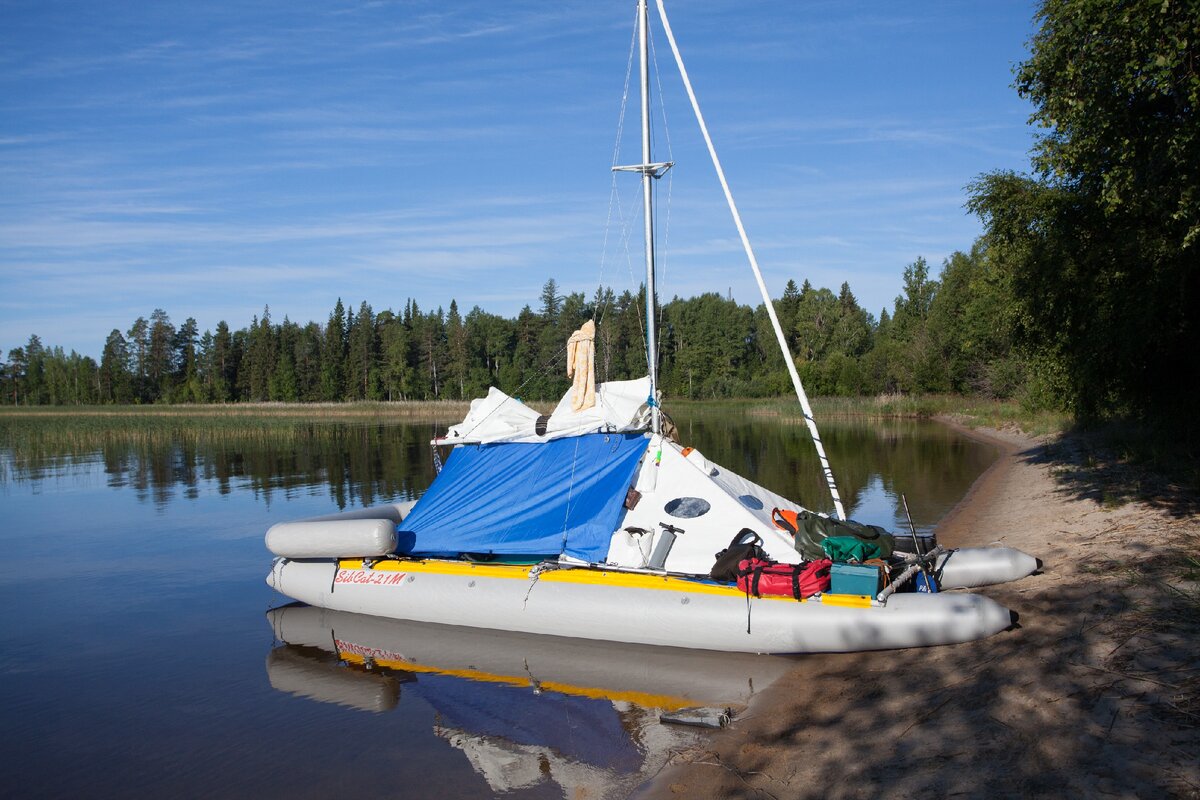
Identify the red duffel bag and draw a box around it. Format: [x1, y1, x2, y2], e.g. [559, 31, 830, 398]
[736, 557, 832, 600]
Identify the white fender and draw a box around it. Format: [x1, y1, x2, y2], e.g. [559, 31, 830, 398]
[936, 547, 1039, 589]
[265, 519, 396, 559]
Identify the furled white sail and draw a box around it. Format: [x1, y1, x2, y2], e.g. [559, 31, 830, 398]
[442, 377, 652, 445]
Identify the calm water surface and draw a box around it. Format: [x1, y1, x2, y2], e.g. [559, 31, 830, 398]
[0, 411, 995, 798]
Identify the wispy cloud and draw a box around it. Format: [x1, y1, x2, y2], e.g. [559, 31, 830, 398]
[0, 0, 1038, 356]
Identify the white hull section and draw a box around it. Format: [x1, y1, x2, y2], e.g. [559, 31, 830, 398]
[267, 558, 1014, 654]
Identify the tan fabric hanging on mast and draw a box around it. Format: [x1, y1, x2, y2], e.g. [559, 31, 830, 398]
[566, 319, 597, 412]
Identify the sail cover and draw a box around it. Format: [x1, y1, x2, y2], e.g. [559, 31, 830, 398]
[398, 433, 648, 561]
[442, 377, 652, 444]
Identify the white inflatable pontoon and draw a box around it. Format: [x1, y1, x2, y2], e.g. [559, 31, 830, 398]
[264, 0, 1038, 655]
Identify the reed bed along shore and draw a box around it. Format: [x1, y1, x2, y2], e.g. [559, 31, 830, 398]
[0, 400, 477, 422]
[0, 400, 531, 457]
[675, 394, 1072, 437]
[0, 395, 1068, 436]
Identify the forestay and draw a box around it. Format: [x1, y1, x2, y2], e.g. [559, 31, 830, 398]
[398, 432, 649, 562]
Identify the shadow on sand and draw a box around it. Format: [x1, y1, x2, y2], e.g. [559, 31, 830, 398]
[639, 432, 1199, 800]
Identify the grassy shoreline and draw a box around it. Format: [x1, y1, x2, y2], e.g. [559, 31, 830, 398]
[0, 394, 1069, 432]
[0, 400, 475, 422]
[673, 394, 1071, 437]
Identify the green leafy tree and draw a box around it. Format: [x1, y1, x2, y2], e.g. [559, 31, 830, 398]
[662, 293, 754, 398]
[969, 0, 1200, 424]
[926, 246, 1023, 397]
[465, 306, 514, 394]
[777, 279, 802, 351]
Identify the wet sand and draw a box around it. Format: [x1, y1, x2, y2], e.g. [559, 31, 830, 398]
[640, 423, 1200, 799]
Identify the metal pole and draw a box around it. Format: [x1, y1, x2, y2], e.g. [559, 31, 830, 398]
[638, 0, 661, 435]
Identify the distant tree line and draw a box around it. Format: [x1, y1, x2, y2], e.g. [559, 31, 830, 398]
[0, 247, 1024, 407]
[3, 0, 1194, 443]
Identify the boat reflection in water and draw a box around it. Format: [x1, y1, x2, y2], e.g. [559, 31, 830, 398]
[266, 605, 795, 796]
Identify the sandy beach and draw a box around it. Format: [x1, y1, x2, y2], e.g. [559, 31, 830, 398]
[641, 423, 1200, 799]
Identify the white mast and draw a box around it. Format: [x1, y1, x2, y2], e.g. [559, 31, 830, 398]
[613, 0, 672, 435]
[653, 0, 846, 519]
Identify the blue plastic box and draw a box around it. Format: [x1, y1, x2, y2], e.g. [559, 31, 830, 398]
[829, 563, 880, 596]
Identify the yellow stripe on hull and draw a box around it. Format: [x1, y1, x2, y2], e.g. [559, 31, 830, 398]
[339, 557, 846, 604]
[338, 651, 693, 710]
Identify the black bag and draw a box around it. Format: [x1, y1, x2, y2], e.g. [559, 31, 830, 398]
[711, 529, 766, 582]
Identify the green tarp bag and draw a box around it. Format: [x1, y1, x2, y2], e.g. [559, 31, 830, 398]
[772, 508, 895, 561]
[821, 535, 883, 563]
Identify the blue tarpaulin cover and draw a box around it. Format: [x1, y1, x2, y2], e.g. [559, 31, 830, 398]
[398, 432, 648, 562]
[414, 672, 643, 771]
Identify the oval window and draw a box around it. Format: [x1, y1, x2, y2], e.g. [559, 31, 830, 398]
[738, 494, 764, 510]
[664, 497, 711, 518]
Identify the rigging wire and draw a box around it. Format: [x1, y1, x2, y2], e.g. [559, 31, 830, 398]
[652, 0, 846, 519]
[599, 6, 680, 385]
[649, 18, 674, 352]
[599, 7, 651, 376]
[596, 7, 640, 333]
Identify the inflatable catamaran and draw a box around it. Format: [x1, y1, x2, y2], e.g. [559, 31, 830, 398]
[265, 0, 1038, 654]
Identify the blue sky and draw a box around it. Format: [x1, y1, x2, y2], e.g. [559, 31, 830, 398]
[1, 0, 1039, 359]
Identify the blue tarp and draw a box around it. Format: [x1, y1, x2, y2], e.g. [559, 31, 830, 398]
[414, 672, 644, 771]
[397, 433, 648, 562]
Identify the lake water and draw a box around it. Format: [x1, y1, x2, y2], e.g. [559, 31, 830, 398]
[0, 410, 996, 798]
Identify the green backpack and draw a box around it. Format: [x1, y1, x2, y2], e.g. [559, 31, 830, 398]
[771, 508, 895, 561]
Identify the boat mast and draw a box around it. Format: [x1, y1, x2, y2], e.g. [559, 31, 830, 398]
[614, 0, 672, 436]
[638, 0, 659, 435]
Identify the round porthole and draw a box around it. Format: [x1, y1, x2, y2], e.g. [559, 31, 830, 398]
[738, 494, 764, 510]
[664, 497, 711, 518]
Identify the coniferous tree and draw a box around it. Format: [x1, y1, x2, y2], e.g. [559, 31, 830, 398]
[345, 301, 379, 401]
[99, 330, 133, 403]
[21, 335, 47, 405]
[320, 299, 347, 401]
[445, 300, 467, 400]
[212, 321, 235, 402]
[126, 317, 149, 402]
[267, 318, 298, 401]
[174, 317, 200, 402]
[146, 309, 176, 401]
[378, 311, 414, 401]
[465, 306, 514, 395]
[294, 322, 324, 401]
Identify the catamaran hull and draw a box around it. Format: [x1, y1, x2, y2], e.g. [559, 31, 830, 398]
[267, 558, 1014, 655]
